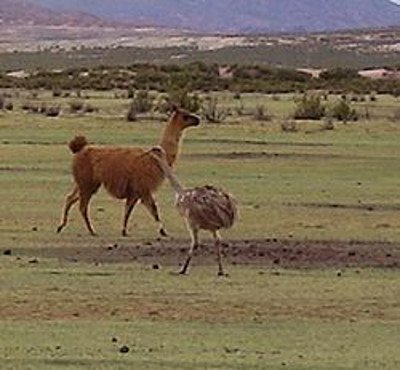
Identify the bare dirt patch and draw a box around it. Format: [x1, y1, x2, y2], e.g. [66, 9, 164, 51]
[16, 238, 400, 269]
[193, 138, 333, 147]
[287, 202, 400, 212]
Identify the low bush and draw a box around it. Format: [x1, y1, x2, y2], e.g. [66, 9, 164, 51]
[330, 99, 358, 122]
[294, 94, 325, 120]
[202, 96, 228, 123]
[69, 100, 84, 113]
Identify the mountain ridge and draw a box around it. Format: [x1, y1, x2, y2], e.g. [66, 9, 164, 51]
[2, 0, 400, 33]
[33, 0, 400, 33]
[0, 0, 108, 27]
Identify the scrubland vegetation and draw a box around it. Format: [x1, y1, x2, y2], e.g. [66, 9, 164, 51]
[0, 61, 399, 368]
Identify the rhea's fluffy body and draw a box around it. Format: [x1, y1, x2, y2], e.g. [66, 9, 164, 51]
[148, 146, 237, 275]
[57, 107, 200, 236]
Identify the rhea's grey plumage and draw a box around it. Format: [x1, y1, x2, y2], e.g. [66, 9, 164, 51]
[148, 146, 237, 275]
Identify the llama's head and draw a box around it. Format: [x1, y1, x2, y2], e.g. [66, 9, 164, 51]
[170, 105, 200, 130]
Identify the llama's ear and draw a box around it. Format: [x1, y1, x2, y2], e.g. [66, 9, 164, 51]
[171, 103, 179, 112]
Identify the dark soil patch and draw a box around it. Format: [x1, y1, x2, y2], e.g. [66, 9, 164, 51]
[0, 166, 68, 174]
[187, 151, 350, 160]
[192, 138, 333, 147]
[288, 202, 400, 212]
[20, 239, 400, 269]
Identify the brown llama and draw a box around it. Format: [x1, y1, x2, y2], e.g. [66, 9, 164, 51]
[147, 146, 237, 276]
[57, 106, 200, 237]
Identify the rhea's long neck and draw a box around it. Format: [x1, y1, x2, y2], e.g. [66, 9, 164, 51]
[156, 158, 185, 195]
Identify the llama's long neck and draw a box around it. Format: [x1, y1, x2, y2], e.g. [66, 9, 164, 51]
[159, 120, 184, 167]
[156, 158, 185, 195]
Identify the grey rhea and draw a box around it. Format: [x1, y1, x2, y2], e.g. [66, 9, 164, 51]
[147, 146, 237, 275]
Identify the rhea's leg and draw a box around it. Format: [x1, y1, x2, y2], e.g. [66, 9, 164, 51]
[212, 230, 225, 276]
[122, 196, 139, 237]
[57, 185, 79, 233]
[141, 195, 168, 237]
[79, 192, 96, 236]
[180, 228, 199, 275]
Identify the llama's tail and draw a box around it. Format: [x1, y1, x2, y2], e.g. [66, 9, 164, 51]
[68, 135, 88, 154]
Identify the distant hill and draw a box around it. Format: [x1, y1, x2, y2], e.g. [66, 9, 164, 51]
[32, 0, 400, 33]
[0, 0, 106, 27]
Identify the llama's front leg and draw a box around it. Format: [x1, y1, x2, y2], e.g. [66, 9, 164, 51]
[180, 228, 199, 275]
[57, 185, 79, 233]
[122, 196, 139, 237]
[79, 192, 96, 236]
[141, 195, 168, 237]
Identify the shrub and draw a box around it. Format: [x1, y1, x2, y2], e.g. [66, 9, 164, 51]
[202, 96, 228, 123]
[392, 109, 400, 122]
[323, 118, 335, 130]
[235, 98, 246, 117]
[83, 104, 98, 113]
[21, 101, 39, 113]
[21, 101, 31, 111]
[39, 103, 47, 114]
[165, 89, 201, 113]
[293, 94, 325, 120]
[126, 103, 137, 122]
[330, 99, 358, 122]
[130, 90, 153, 114]
[69, 100, 84, 113]
[253, 104, 271, 121]
[4, 101, 13, 111]
[52, 88, 62, 97]
[281, 120, 297, 132]
[320, 68, 360, 80]
[0, 95, 5, 110]
[45, 105, 61, 117]
[127, 87, 135, 99]
[29, 91, 39, 99]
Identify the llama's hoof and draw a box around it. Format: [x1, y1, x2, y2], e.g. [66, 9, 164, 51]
[56, 226, 63, 234]
[159, 228, 168, 237]
[178, 270, 188, 275]
[122, 231, 129, 237]
[218, 271, 229, 277]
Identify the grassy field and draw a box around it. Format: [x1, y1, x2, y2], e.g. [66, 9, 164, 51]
[0, 91, 399, 369]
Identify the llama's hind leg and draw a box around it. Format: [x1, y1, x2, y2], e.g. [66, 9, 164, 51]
[57, 185, 80, 233]
[79, 191, 97, 236]
[122, 196, 139, 237]
[141, 195, 168, 237]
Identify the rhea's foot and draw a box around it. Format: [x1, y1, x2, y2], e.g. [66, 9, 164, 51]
[159, 228, 168, 237]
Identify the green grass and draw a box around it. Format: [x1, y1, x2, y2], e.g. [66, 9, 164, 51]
[1, 92, 400, 369]
[2, 96, 400, 245]
[0, 258, 399, 369]
[2, 319, 398, 369]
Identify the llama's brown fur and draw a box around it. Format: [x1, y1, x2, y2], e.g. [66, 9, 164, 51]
[57, 107, 200, 236]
